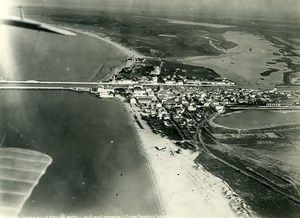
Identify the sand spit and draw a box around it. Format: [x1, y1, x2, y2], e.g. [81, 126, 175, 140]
[60, 26, 145, 82]
[133, 16, 235, 28]
[120, 98, 256, 218]
[61, 26, 144, 59]
[163, 19, 234, 28]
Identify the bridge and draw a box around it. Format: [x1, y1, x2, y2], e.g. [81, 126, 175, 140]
[0, 81, 100, 90]
[0, 80, 236, 90]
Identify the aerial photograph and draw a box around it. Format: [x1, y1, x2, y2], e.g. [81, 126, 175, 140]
[0, 0, 300, 217]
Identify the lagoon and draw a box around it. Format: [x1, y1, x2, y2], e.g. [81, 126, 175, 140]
[213, 110, 300, 130]
[182, 31, 300, 89]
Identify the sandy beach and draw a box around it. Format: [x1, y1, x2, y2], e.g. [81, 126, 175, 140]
[60, 26, 255, 217]
[59, 26, 146, 82]
[119, 96, 255, 218]
[61, 26, 145, 59]
[53, 25, 255, 217]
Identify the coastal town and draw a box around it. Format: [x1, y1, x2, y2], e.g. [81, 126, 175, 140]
[88, 59, 300, 213]
[84, 58, 300, 216]
[1, 2, 300, 217]
[91, 58, 300, 143]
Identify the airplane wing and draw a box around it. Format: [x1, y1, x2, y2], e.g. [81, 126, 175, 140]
[0, 148, 52, 216]
[0, 16, 76, 36]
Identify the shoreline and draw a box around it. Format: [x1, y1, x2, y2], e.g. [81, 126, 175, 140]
[56, 25, 254, 217]
[118, 96, 253, 218]
[57, 25, 146, 82]
[116, 97, 164, 216]
[61, 26, 144, 59]
[211, 110, 300, 131]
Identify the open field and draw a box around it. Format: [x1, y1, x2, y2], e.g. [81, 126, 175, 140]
[199, 110, 300, 218]
[21, 7, 237, 58]
[196, 150, 300, 218]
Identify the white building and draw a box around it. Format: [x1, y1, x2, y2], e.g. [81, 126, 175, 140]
[130, 97, 137, 104]
[117, 79, 138, 85]
[165, 80, 176, 85]
[137, 96, 153, 105]
[98, 87, 115, 98]
[215, 105, 225, 113]
[188, 105, 197, 112]
[133, 87, 147, 97]
[146, 88, 155, 97]
[150, 66, 161, 75]
[152, 76, 158, 83]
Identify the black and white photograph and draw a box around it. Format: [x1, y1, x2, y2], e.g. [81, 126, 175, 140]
[0, 0, 300, 217]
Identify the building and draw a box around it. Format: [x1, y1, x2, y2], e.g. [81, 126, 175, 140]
[266, 103, 282, 106]
[215, 105, 225, 113]
[152, 76, 158, 83]
[176, 79, 184, 85]
[117, 79, 138, 85]
[130, 97, 137, 104]
[165, 80, 176, 85]
[158, 108, 169, 119]
[146, 88, 155, 97]
[188, 105, 197, 112]
[136, 96, 153, 105]
[98, 87, 115, 98]
[156, 102, 162, 108]
[150, 66, 161, 75]
[133, 87, 147, 97]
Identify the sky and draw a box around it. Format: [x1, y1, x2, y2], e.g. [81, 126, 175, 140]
[3, 0, 300, 21]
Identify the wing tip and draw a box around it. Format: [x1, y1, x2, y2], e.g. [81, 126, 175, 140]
[1, 16, 77, 36]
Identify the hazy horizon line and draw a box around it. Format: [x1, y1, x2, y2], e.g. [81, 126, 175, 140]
[6, 1, 300, 24]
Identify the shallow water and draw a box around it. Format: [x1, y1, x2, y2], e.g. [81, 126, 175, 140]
[0, 90, 160, 216]
[0, 25, 160, 215]
[183, 31, 300, 88]
[214, 110, 300, 129]
[0, 25, 124, 82]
